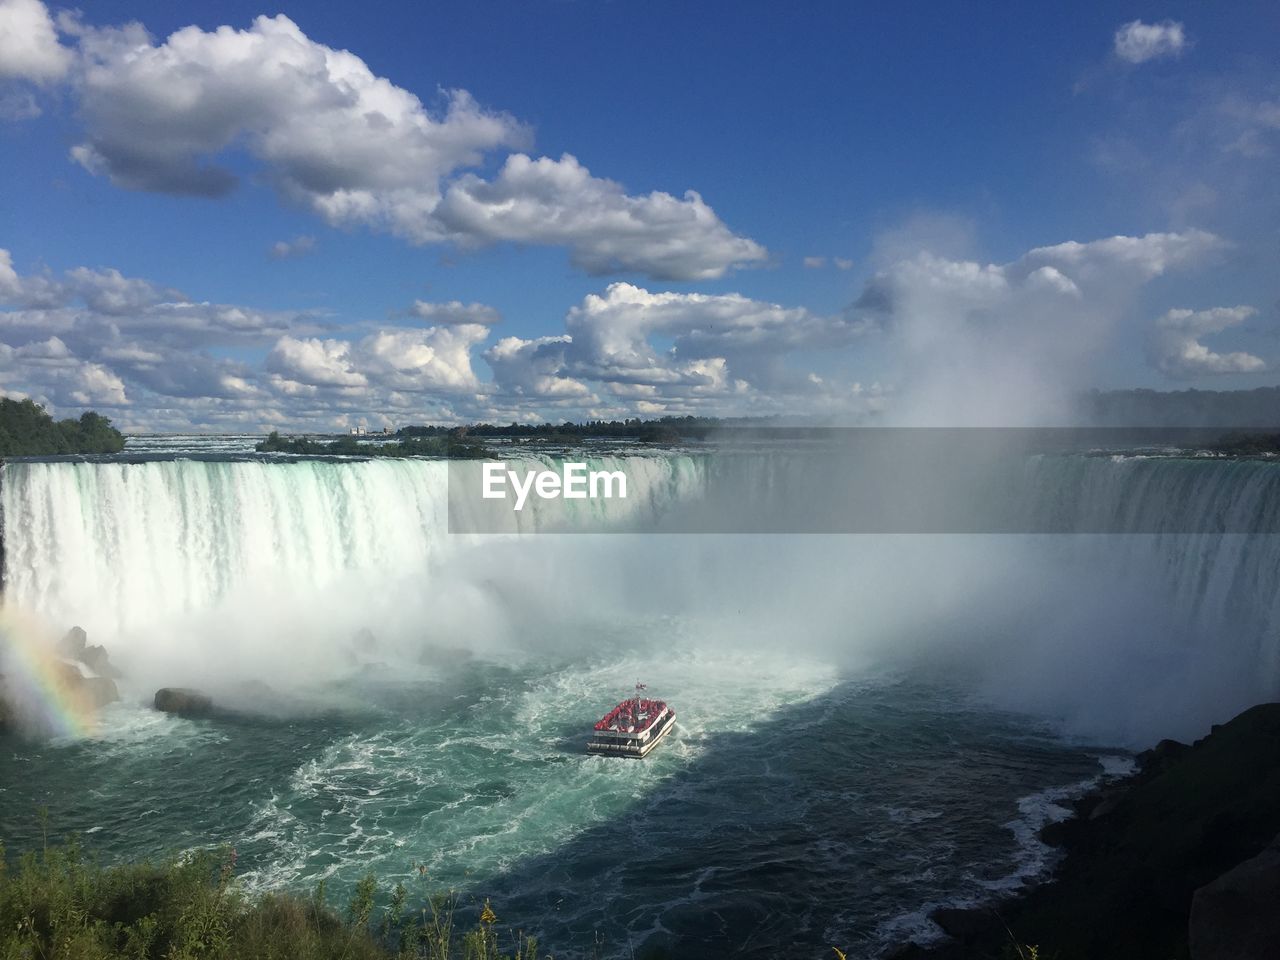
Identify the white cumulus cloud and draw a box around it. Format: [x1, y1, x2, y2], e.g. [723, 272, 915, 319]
[1149, 306, 1265, 378]
[0, 0, 70, 82]
[479, 282, 872, 416]
[1113, 20, 1188, 65]
[269, 235, 316, 260]
[267, 337, 368, 389]
[410, 300, 502, 326]
[268, 325, 489, 396]
[68, 14, 523, 201]
[436, 154, 767, 280]
[17, 8, 763, 282]
[484, 335, 589, 399]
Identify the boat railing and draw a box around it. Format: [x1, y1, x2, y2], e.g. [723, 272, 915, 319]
[593, 699, 668, 732]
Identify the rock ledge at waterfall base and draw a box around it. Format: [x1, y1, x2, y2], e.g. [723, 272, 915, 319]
[889, 702, 1280, 960]
[0, 627, 121, 735]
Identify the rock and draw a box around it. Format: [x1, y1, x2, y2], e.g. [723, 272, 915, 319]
[80, 643, 123, 679]
[154, 688, 214, 716]
[58, 626, 88, 659]
[55, 660, 119, 710]
[928, 907, 994, 942]
[1135, 737, 1190, 782]
[1189, 832, 1280, 960]
[1088, 790, 1124, 821]
[57, 626, 124, 679]
[0, 656, 118, 736]
[904, 702, 1280, 959]
[1038, 817, 1071, 846]
[0, 683, 12, 732]
[81, 676, 120, 710]
[883, 941, 960, 960]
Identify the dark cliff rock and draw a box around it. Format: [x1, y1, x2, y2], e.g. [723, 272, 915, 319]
[897, 702, 1280, 960]
[1189, 831, 1280, 960]
[59, 627, 122, 708]
[80, 643, 124, 679]
[55, 662, 119, 711]
[57, 626, 125, 681]
[153, 687, 214, 716]
[58, 625, 89, 659]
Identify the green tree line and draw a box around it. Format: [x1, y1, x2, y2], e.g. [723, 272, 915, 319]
[257, 432, 493, 459]
[0, 397, 125, 457]
[397, 415, 730, 443]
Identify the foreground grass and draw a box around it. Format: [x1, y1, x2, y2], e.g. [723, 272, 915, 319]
[0, 836, 541, 960]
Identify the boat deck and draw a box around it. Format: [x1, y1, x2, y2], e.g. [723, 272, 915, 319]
[587, 695, 675, 758]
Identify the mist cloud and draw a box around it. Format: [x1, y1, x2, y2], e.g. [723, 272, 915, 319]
[853, 230, 1229, 424]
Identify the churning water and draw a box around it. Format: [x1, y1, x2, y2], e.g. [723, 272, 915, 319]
[1, 436, 1276, 957]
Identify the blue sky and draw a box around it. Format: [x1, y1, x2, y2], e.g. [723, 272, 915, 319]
[1, 0, 1277, 430]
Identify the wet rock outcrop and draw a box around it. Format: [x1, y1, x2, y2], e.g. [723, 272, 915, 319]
[0, 626, 121, 734]
[1189, 832, 1280, 960]
[153, 687, 214, 716]
[57, 626, 121, 708]
[894, 702, 1280, 960]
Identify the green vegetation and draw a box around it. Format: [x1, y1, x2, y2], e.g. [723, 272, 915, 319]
[1204, 431, 1280, 457]
[256, 432, 493, 459]
[396, 415, 726, 443]
[258, 415, 786, 456]
[1087, 385, 1280, 428]
[0, 834, 542, 960]
[0, 398, 125, 457]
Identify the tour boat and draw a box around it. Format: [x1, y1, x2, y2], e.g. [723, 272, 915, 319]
[587, 683, 675, 758]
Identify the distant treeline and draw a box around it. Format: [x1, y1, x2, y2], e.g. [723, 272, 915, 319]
[398, 415, 727, 442]
[256, 431, 492, 459]
[1204, 431, 1280, 456]
[0, 397, 125, 457]
[1086, 387, 1280, 427]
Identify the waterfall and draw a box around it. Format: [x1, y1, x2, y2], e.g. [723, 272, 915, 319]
[0, 456, 704, 644]
[2, 450, 1278, 741]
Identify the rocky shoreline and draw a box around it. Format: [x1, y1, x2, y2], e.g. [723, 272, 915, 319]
[890, 702, 1280, 960]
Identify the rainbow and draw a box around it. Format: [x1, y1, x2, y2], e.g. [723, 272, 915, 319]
[0, 604, 99, 738]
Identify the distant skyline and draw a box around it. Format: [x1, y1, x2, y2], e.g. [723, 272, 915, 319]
[1, 0, 1277, 431]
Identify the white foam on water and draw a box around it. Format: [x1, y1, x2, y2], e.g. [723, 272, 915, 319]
[235, 640, 838, 899]
[875, 749, 1135, 955]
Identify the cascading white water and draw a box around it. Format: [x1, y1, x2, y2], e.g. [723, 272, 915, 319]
[4, 458, 454, 640]
[6, 449, 1276, 957]
[0, 455, 705, 687]
[2, 449, 1278, 741]
[1013, 456, 1280, 649]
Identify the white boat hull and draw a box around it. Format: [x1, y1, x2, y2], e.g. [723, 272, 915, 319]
[587, 708, 676, 758]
